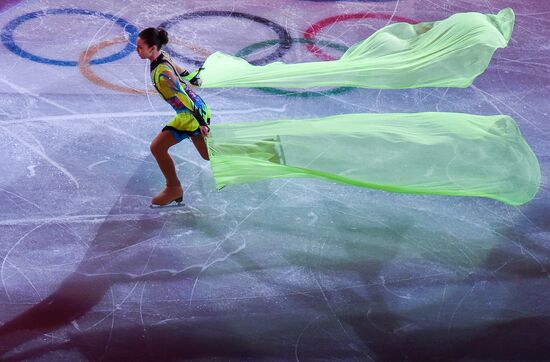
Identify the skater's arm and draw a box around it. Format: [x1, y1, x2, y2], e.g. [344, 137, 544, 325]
[172, 60, 202, 87]
[157, 68, 195, 111]
[163, 51, 202, 86]
[157, 67, 210, 131]
[178, 67, 203, 87]
[171, 62, 187, 76]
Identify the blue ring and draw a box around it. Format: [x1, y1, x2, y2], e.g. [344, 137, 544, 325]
[1, 8, 138, 66]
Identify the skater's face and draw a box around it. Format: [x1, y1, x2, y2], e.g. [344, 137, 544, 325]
[136, 37, 156, 60]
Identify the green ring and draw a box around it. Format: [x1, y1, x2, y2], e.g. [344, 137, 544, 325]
[235, 38, 354, 98]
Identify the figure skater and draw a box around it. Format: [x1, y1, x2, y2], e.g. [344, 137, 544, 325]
[136, 27, 210, 206]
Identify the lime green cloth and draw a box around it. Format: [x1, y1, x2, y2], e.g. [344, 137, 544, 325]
[207, 112, 540, 205]
[200, 8, 514, 89]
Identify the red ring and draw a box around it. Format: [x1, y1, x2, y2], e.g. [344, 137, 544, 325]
[303, 13, 418, 60]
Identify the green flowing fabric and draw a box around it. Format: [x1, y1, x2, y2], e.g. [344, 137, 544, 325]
[206, 112, 540, 205]
[200, 8, 514, 89]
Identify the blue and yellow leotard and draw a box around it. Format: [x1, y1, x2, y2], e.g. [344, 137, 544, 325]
[150, 51, 210, 140]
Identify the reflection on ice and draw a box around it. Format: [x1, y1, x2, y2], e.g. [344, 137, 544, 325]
[0, 0, 549, 360]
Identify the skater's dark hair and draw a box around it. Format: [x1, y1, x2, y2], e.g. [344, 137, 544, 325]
[138, 27, 169, 49]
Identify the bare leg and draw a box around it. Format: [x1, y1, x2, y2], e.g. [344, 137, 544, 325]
[191, 134, 210, 161]
[150, 131, 180, 186]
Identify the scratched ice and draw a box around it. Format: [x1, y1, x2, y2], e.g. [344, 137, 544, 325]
[0, 0, 549, 360]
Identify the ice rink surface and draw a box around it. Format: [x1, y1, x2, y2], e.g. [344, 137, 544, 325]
[0, 0, 549, 360]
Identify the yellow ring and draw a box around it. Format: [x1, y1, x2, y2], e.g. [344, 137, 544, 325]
[78, 36, 211, 95]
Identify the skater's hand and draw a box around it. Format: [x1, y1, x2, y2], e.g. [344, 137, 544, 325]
[200, 125, 209, 138]
[190, 76, 202, 87]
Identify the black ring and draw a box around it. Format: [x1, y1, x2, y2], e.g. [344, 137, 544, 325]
[159, 10, 292, 66]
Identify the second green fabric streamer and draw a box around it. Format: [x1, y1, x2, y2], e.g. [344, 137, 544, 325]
[207, 112, 540, 205]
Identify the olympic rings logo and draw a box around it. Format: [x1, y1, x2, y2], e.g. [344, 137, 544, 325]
[1, 7, 417, 97]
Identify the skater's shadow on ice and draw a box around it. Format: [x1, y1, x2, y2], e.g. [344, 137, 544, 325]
[0, 158, 204, 358]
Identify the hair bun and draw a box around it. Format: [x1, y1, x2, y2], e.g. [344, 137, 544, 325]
[157, 28, 169, 46]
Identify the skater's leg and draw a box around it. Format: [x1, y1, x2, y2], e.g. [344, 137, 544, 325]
[190, 134, 210, 161]
[150, 131, 184, 205]
[150, 131, 180, 186]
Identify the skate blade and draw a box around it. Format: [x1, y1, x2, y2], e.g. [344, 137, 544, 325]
[150, 201, 185, 209]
